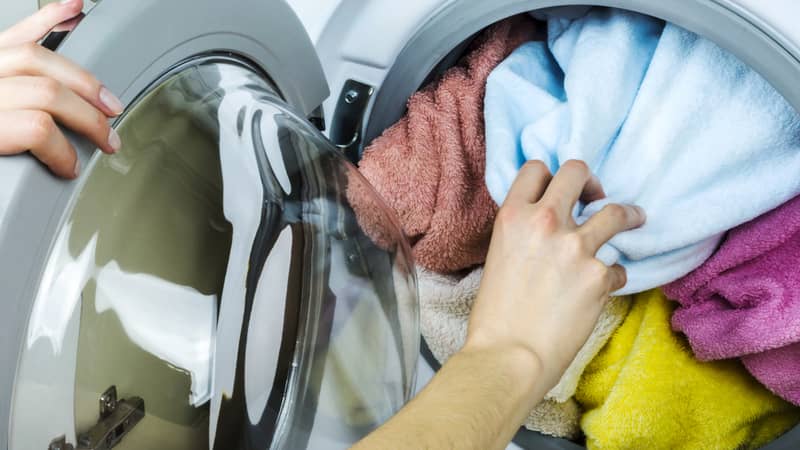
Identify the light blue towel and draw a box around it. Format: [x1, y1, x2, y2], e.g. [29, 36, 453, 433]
[484, 8, 800, 294]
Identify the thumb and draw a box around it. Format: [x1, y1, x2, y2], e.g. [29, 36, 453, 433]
[0, 0, 84, 48]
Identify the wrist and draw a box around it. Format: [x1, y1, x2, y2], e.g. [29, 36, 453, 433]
[458, 338, 546, 405]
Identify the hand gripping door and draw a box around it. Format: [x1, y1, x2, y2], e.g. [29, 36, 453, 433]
[2, 2, 419, 449]
[10, 56, 419, 450]
[1, 0, 330, 446]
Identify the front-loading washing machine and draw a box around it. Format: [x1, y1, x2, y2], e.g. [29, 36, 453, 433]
[0, 1, 419, 449]
[1, 0, 800, 449]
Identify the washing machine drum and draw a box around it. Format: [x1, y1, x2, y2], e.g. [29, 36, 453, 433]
[0, 1, 418, 449]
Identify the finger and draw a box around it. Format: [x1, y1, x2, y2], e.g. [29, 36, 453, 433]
[0, 43, 123, 117]
[503, 160, 553, 206]
[52, 13, 85, 33]
[0, 0, 84, 47]
[0, 76, 120, 154]
[606, 264, 627, 293]
[542, 160, 603, 216]
[0, 110, 80, 179]
[578, 203, 646, 252]
[579, 173, 605, 204]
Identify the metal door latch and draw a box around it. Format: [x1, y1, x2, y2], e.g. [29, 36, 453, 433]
[48, 386, 145, 450]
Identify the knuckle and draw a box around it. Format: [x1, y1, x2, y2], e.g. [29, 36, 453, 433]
[14, 42, 41, 69]
[26, 111, 56, 147]
[562, 233, 588, 256]
[602, 204, 628, 222]
[521, 159, 548, 175]
[562, 159, 589, 175]
[586, 260, 609, 284]
[495, 204, 520, 227]
[76, 70, 100, 94]
[531, 205, 560, 232]
[31, 77, 62, 106]
[92, 110, 110, 134]
[31, 8, 55, 31]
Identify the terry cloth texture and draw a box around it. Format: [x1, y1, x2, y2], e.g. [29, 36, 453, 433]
[576, 289, 800, 450]
[417, 267, 630, 437]
[484, 8, 800, 294]
[665, 194, 800, 405]
[351, 15, 541, 273]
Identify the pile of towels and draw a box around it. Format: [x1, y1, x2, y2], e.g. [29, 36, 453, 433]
[665, 194, 800, 406]
[484, 8, 800, 295]
[352, 6, 800, 448]
[416, 267, 631, 438]
[577, 290, 800, 450]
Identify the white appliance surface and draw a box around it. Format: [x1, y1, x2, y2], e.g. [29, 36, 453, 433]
[1, 0, 36, 30]
[285, 0, 342, 43]
[727, 0, 800, 58]
[286, 0, 453, 135]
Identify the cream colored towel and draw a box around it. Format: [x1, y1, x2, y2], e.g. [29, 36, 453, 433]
[417, 267, 630, 437]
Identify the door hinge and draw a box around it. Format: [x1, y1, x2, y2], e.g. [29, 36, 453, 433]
[330, 79, 374, 164]
[48, 386, 145, 450]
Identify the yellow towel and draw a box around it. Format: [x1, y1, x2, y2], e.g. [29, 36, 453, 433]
[576, 289, 800, 450]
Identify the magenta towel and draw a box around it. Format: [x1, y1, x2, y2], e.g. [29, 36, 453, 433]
[664, 195, 800, 405]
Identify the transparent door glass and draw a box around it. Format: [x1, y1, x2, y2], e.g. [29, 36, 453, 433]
[69, 61, 232, 449]
[11, 58, 418, 450]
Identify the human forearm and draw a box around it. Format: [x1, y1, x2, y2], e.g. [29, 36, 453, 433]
[353, 161, 645, 449]
[352, 343, 544, 450]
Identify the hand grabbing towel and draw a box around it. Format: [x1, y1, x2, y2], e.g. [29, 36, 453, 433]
[417, 267, 630, 437]
[350, 15, 541, 273]
[576, 289, 800, 450]
[484, 8, 800, 294]
[665, 194, 800, 405]
[417, 267, 580, 438]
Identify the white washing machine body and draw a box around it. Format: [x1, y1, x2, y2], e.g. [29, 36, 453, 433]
[1, 0, 96, 31]
[1, 0, 800, 449]
[1, 0, 35, 31]
[286, 0, 800, 159]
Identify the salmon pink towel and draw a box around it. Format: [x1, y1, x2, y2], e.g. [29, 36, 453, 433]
[350, 15, 540, 273]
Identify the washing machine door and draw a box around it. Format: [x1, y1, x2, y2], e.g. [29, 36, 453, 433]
[0, 1, 419, 450]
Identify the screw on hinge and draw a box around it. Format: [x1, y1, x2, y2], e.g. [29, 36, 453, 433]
[48, 435, 74, 450]
[344, 89, 359, 104]
[99, 385, 118, 419]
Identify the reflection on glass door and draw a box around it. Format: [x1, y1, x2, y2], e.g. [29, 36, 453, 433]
[69, 63, 234, 449]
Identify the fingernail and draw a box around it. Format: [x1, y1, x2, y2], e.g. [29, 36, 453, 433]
[60, 0, 76, 5]
[73, 158, 81, 178]
[99, 86, 123, 115]
[634, 205, 647, 220]
[108, 128, 121, 153]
